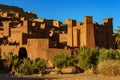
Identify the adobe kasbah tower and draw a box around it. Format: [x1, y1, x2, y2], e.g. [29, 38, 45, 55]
[60, 16, 114, 49]
[0, 4, 114, 60]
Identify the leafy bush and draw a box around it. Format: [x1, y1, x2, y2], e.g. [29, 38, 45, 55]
[11, 57, 19, 72]
[5, 52, 14, 61]
[77, 46, 99, 70]
[77, 46, 91, 70]
[3, 52, 47, 75]
[4, 52, 18, 71]
[114, 50, 120, 60]
[52, 51, 74, 69]
[32, 58, 46, 74]
[90, 48, 100, 66]
[97, 60, 120, 76]
[13, 58, 47, 75]
[99, 49, 120, 62]
[16, 58, 33, 75]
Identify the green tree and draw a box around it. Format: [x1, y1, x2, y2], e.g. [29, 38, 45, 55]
[5, 52, 13, 61]
[16, 58, 33, 75]
[15, 58, 46, 75]
[90, 47, 100, 66]
[52, 51, 74, 69]
[114, 27, 120, 48]
[32, 58, 46, 74]
[115, 50, 120, 60]
[77, 46, 92, 70]
[99, 48, 120, 62]
[77, 46, 100, 70]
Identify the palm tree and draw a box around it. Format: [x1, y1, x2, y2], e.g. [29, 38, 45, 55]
[114, 27, 120, 48]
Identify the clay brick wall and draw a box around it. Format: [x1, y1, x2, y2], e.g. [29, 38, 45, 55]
[103, 18, 114, 48]
[83, 16, 95, 48]
[44, 48, 70, 61]
[9, 28, 22, 45]
[59, 34, 67, 42]
[53, 20, 62, 27]
[0, 31, 4, 38]
[44, 25, 50, 38]
[60, 17, 95, 48]
[0, 46, 20, 59]
[0, 8, 115, 61]
[94, 18, 114, 48]
[22, 20, 29, 33]
[73, 27, 78, 47]
[2, 21, 10, 37]
[94, 24, 108, 48]
[66, 19, 76, 47]
[27, 39, 49, 60]
[76, 23, 82, 47]
[22, 33, 34, 45]
[80, 23, 87, 46]
[26, 39, 70, 61]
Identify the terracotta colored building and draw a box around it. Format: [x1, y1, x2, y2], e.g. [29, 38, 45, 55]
[0, 4, 115, 60]
[60, 16, 114, 49]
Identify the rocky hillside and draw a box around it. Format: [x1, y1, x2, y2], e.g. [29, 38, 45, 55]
[0, 4, 38, 20]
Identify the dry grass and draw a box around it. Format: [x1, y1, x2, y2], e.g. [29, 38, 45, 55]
[97, 60, 120, 76]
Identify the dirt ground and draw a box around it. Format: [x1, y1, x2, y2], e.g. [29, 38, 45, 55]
[0, 73, 120, 80]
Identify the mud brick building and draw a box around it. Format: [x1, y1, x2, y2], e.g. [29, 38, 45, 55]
[0, 4, 115, 60]
[60, 16, 114, 49]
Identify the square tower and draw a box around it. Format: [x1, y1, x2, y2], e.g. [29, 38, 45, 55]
[80, 16, 95, 48]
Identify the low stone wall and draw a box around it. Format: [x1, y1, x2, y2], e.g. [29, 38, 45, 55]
[27, 48, 71, 61]
[0, 46, 20, 59]
[0, 45, 71, 61]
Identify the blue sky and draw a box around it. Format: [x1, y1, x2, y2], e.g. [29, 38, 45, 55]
[0, 0, 120, 30]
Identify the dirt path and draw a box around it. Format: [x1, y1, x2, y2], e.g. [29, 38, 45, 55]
[0, 73, 120, 80]
[58, 74, 120, 80]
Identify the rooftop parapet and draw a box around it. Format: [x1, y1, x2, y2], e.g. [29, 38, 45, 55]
[66, 18, 76, 26]
[84, 16, 93, 24]
[103, 18, 113, 27]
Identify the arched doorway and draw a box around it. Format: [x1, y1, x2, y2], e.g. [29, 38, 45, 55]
[18, 47, 27, 59]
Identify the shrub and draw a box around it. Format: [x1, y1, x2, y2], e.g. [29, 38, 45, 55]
[5, 52, 14, 61]
[99, 49, 120, 63]
[2, 52, 47, 75]
[114, 50, 120, 60]
[52, 51, 74, 69]
[11, 57, 19, 72]
[77, 47, 100, 70]
[16, 58, 33, 75]
[77, 46, 92, 70]
[90, 47, 100, 66]
[4, 52, 17, 72]
[15, 58, 46, 75]
[32, 58, 46, 74]
[97, 60, 120, 76]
